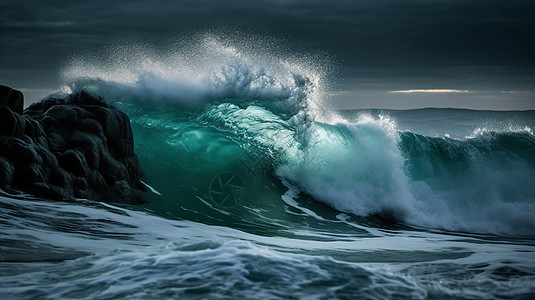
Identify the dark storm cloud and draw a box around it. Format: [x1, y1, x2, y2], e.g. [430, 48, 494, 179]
[1, 0, 534, 108]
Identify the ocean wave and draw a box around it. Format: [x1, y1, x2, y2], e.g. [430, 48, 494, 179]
[55, 35, 535, 236]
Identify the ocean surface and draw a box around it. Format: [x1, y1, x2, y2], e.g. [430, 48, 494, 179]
[2, 37, 535, 299]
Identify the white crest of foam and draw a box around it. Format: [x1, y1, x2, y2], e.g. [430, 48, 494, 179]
[277, 114, 414, 219]
[59, 33, 535, 236]
[61, 33, 330, 121]
[466, 125, 534, 139]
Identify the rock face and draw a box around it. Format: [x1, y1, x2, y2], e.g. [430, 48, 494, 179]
[0, 85, 146, 204]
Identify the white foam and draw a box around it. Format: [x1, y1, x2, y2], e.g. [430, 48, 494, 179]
[140, 180, 162, 196]
[277, 115, 412, 219]
[61, 33, 330, 121]
[275, 113, 535, 236]
[466, 125, 534, 139]
[58, 33, 535, 236]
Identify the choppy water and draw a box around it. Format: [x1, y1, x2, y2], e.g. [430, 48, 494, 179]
[1, 34, 534, 299]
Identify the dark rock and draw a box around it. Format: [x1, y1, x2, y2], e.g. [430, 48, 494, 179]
[31, 182, 69, 202]
[0, 86, 146, 204]
[13, 163, 46, 188]
[109, 180, 146, 204]
[71, 90, 105, 107]
[47, 131, 68, 152]
[0, 106, 25, 137]
[73, 176, 88, 190]
[44, 106, 79, 127]
[36, 145, 58, 169]
[36, 136, 48, 148]
[58, 148, 89, 178]
[25, 97, 65, 116]
[0, 85, 24, 114]
[26, 163, 46, 183]
[0, 157, 15, 189]
[50, 168, 72, 188]
[4, 138, 41, 164]
[76, 118, 104, 137]
[69, 130, 102, 170]
[93, 106, 134, 159]
[94, 107, 121, 141]
[24, 118, 41, 141]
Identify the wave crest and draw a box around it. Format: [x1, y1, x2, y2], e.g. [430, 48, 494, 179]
[55, 34, 535, 236]
[61, 33, 328, 121]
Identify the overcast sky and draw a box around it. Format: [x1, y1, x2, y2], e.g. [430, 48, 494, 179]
[1, 0, 534, 109]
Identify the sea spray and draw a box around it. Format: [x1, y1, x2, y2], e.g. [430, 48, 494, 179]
[57, 34, 535, 236]
[2, 32, 535, 300]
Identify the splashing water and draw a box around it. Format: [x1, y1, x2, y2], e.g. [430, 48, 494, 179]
[2, 33, 535, 299]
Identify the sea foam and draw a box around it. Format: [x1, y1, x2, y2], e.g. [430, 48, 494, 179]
[59, 33, 535, 236]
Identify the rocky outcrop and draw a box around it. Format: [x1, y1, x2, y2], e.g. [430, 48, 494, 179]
[0, 85, 146, 204]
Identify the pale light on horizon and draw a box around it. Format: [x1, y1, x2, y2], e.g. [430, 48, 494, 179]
[389, 89, 473, 94]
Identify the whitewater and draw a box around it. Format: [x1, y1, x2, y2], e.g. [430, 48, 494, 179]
[2, 34, 535, 299]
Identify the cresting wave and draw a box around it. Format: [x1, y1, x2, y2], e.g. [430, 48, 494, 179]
[60, 34, 535, 236]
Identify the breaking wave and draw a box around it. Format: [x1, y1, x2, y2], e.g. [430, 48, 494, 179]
[57, 34, 535, 237]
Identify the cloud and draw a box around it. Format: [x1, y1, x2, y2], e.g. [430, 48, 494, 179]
[389, 89, 473, 94]
[1, 0, 534, 109]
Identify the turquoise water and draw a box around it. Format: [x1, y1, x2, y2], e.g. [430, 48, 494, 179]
[1, 37, 535, 299]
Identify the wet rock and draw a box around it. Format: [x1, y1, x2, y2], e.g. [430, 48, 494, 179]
[0, 86, 146, 204]
[58, 149, 89, 177]
[4, 138, 41, 164]
[0, 157, 15, 189]
[76, 118, 104, 137]
[0, 106, 25, 137]
[0, 85, 23, 114]
[70, 130, 103, 170]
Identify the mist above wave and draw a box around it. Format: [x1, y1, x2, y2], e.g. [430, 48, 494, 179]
[61, 33, 336, 122]
[56, 33, 535, 237]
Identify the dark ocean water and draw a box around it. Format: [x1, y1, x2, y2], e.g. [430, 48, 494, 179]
[1, 37, 534, 299]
